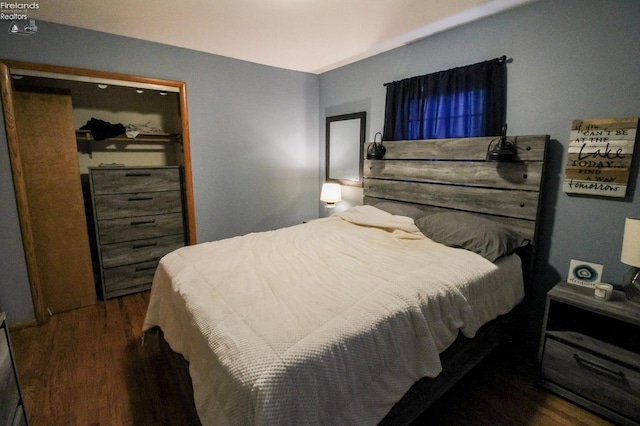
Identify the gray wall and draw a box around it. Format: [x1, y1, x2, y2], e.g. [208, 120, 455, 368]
[320, 0, 640, 339]
[0, 22, 320, 324]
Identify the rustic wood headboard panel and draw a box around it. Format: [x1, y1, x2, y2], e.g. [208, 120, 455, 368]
[363, 135, 549, 242]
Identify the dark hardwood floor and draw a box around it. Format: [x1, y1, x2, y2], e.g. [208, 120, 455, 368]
[9, 292, 613, 425]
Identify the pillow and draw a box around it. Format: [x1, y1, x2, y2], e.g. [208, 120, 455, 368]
[374, 202, 425, 220]
[415, 212, 530, 262]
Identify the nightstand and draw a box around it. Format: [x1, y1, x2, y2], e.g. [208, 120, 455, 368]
[538, 282, 640, 425]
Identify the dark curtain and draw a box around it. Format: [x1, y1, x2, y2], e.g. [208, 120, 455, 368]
[382, 57, 506, 141]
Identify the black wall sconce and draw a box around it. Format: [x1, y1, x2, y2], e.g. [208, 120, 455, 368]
[367, 132, 386, 160]
[487, 124, 517, 162]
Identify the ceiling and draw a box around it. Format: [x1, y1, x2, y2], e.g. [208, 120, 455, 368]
[30, 0, 535, 74]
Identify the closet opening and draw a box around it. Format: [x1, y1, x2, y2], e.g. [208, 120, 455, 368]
[1, 60, 196, 323]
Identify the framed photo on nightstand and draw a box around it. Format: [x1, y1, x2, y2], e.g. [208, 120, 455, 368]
[567, 259, 603, 288]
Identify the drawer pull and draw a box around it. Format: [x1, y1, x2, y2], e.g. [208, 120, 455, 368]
[130, 220, 156, 226]
[125, 172, 152, 177]
[573, 354, 627, 383]
[127, 197, 154, 202]
[135, 265, 157, 272]
[132, 242, 157, 249]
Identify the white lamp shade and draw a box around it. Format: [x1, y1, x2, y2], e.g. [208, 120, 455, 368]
[320, 183, 342, 204]
[621, 217, 640, 267]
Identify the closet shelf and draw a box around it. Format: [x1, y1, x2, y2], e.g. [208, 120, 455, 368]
[76, 129, 180, 143]
[76, 130, 181, 157]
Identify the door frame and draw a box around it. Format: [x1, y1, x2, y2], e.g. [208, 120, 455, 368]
[0, 60, 197, 324]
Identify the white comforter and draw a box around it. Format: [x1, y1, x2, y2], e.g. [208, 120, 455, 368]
[143, 205, 524, 425]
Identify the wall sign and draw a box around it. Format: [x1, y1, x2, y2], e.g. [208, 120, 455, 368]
[563, 117, 638, 198]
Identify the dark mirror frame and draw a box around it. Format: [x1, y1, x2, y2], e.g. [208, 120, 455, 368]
[325, 111, 366, 187]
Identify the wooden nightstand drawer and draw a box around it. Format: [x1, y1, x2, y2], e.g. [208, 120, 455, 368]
[90, 167, 181, 194]
[539, 282, 640, 425]
[542, 333, 640, 422]
[100, 234, 185, 268]
[97, 213, 184, 244]
[93, 190, 183, 220]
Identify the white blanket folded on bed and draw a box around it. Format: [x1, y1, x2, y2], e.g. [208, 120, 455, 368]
[143, 205, 523, 425]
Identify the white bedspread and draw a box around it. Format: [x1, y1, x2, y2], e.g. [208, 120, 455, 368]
[143, 205, 524, 425]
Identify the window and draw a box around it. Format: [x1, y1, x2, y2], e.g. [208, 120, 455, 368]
[383, 57, 506, 141]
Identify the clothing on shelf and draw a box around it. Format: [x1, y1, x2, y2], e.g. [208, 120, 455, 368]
[125, 122, 163, 138]
[80, 118, 126, 141]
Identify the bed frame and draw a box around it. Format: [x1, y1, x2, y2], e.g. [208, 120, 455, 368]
[368, 134, 548, 424]
[152, 134, 548, 425]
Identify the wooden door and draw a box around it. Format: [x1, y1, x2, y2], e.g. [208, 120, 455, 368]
[12, 89, 96, 314]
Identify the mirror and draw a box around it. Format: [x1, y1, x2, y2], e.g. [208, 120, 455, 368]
[326, 112, 366, 186]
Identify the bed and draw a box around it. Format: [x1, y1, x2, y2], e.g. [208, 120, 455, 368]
[143, 134, 548, 425]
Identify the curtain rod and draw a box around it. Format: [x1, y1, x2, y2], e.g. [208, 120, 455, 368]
[383, 55, 508, 87]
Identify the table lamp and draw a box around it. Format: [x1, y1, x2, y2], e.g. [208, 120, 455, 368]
[320, 183, 341, 208]
[621, 217, 640, 303]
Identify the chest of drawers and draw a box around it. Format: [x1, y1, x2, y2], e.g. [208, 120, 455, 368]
[1, 313, 27, 426]
[89, 166, 186, 299]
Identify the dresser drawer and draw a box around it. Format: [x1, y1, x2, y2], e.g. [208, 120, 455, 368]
[541, 334, 640, 421]
[100, 234, 185, 268]
[93, 190, 183, 220]
[0, 332, 20, 426]
[91, 167, 181, 194]
[98, 213, 184, 244]
[103, 260, 158, 295]
[12, 403, 27, 426]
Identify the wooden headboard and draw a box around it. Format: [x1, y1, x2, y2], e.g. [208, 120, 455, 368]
[363, 135, 549, 243]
